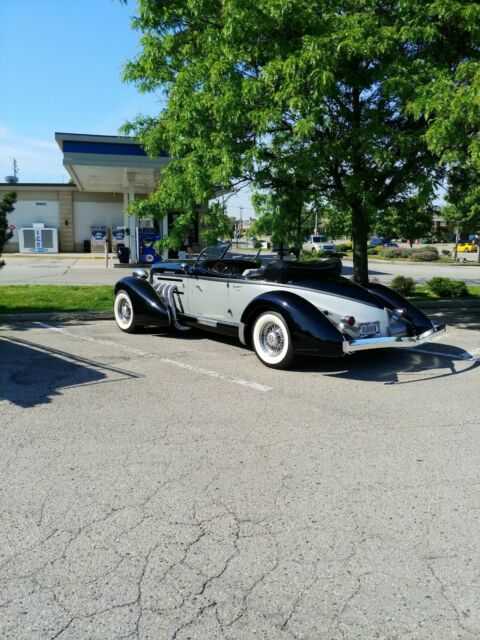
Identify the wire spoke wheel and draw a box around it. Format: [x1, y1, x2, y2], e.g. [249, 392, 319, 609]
[114, 290, 138, 333]
[252, 311, 294, 369]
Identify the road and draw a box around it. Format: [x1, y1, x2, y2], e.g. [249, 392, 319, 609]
[1, 315, 480, 639]
[1, 253, 480, 286]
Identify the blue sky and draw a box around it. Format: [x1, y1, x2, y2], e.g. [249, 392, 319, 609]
[0, 0, 254, 217]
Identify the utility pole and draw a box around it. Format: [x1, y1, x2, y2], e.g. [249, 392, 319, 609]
[237, 207, 244, 248]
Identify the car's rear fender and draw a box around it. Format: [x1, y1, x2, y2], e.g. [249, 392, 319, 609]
[114, 277, 170, 327]
[240, 291, 345, 357]
[366, 282, 433, 335]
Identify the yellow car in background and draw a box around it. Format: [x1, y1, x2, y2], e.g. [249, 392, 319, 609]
[457, 242, 478, 253]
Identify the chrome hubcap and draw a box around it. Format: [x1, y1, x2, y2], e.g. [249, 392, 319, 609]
[260, 322, 284, 355]
[119, 299, 131, 323]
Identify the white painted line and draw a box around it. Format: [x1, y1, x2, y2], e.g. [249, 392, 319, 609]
[159, 358, 272, 392]
[34, 322, 272, 392]
[34, 322, 150, 356]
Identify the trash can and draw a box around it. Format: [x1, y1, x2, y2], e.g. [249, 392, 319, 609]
[117, 244, 130, 264]
[83, 239, 91, 253]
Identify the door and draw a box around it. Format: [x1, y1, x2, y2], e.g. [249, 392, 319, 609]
[184, 275, 230, 321]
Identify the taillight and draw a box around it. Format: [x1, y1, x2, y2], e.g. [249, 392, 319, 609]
[341, 315, 356, 326]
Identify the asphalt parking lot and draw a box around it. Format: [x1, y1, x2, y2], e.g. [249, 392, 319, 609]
[1, 312, 480, 639]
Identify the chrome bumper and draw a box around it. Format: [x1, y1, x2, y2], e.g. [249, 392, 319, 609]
[342, 323, 446, 354]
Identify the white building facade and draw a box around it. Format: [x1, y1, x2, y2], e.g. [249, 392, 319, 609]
[1, 133, 201, 259]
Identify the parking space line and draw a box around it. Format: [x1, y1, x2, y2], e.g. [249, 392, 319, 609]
[159, 358, 272, 392]
[35, 322, 273, 392]
[35, 322, 149, 356]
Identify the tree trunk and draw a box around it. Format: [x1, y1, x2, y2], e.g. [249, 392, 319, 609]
[351, 203, 369, 285]
[349, 87, 369, 286]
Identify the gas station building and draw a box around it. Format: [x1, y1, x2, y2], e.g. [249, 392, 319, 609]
[0, 133, 200, 261]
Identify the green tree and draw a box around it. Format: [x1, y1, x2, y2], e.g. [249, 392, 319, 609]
[406, 2, 480, 228]
[443, 165, 480, 237]
[121, 0, 476, 284]
[374, 200, 434, 247]
[251, 189, 313, 252]
[0, 191, 17, 257]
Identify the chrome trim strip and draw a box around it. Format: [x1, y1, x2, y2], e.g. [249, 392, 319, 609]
[197, 318, 217, 327]
[342, 323, 446, 354]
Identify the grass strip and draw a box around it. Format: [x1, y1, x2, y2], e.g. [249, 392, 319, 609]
[0, 282, 479, 315]
[409, 284, 480, 302]
[0, 285, 114, 314]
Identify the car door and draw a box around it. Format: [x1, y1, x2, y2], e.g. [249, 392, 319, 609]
[228, 278, 269, 323]
[184, 273, 230, 321]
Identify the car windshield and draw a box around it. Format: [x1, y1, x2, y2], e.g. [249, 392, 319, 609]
[312, 236, 325, 242]
[194, 242, 261, 267]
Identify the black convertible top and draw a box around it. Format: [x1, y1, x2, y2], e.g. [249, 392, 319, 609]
[263, 258, 342, 283]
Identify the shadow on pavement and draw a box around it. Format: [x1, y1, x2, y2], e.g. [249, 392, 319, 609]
[0, 335, 143, 408]
[424, 307, 480, 331]
[150, 329, 478, 385]
[341, 264, 390, 278]
[292, 343, 478, 384]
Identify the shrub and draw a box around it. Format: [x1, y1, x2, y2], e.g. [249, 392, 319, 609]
[336, 243, 352, 253]
[390, 275, 415, 297]
[427, 277, 468, 298]
[412, 245, 438, 255]
[441, 249, 451, 256]
[380, 247, 412, 259]
[300, 249, 326, 260]
[410, 251, 439, 261]
[367, 247, 377, 255]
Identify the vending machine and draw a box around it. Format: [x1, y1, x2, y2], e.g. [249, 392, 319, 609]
[139, 228, 162, 264]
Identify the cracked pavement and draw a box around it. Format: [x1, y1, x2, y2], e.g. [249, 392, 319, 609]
[1, 316, 479, 639]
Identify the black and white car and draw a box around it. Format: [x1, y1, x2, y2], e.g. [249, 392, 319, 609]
[113, 243, 445, 369]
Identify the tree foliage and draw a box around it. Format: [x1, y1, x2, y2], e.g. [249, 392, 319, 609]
[121, 0, 479, 284]
[442, 164, 480, 236]
[0, 191, 17, 256]
[373, 199, 435, 247]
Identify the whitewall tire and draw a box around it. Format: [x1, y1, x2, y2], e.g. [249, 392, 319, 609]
[114, 290, 138, 333]
[252, 311, 294, 369]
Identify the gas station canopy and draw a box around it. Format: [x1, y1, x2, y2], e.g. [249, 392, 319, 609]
[55, 132, 169, 194]
[55, 132, 170, 262]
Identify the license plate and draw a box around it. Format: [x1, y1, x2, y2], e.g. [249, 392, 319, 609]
[360, 321, 380, 337]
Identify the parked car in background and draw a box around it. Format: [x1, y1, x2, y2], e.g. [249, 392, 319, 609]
[302, 234, 336, 254]
[457, 242, 477, 253]
[369, 237, 398, 247]
[113, 242, 445, 369]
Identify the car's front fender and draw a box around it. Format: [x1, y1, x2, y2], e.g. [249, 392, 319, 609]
[114, 276, 170, 327]
[240, 291, 345, 357]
